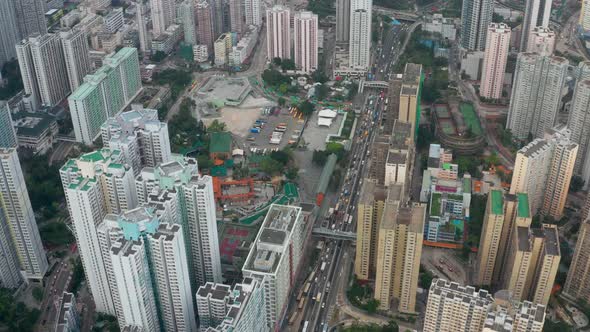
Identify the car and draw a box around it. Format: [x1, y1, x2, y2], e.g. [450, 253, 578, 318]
[321, 302, 325, 308]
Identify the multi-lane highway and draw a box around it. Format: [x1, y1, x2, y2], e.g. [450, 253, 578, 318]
[287, 23, 413, 332]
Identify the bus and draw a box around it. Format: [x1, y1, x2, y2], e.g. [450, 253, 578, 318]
[303, 282, 311, 295]
[298, 298, 306, 310]
[288, 311, 298, 325]
[302, 321, 309, 332]
[297, 288, 304, 301]
[316, 292, 322, 302]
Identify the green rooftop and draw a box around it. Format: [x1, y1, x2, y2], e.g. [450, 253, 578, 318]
[209, 132, 232, 154]
[431, 193, 442, 217]
[491, 190, 504, 215]
[463, 177, 471, 193]
[517, 193, 530, 218]
[81, 150, 107, 162]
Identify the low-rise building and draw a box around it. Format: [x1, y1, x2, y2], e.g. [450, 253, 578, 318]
[422, 14, 457, 40]
[152, 24, 182, 54]
[214, 33, 233, 66]
[229, 26, 259, 67]
[13, 111, 58, 154]
[55, 292, 80, 332]
[194, 44, 209, 63]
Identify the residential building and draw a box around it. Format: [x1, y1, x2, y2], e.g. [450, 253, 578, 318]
[101, 105, 172, 175]
[150, 24, 182, 55]
[151, 0, 176, 36]
[16, 34, 70, 108]
[229, 0, 245, 34]
[0, 0, 20, 66]
[424, 279, 546, 332]
[229, 26, 259, 66]
[541, 128, 578, 219]
[60, 149, 138, 315]
[55, 292, 80, 332]
[196, 282, 232, 329]
[0, 102, 17, 149]
[266, 6, 291, 60]
[0, 148, 48, 282]
[336, 0, 351, 43]
[214, 33, 232, 66]
[241, 204, 305, 330]
[506, 54, 568, 140]
[179, 0, 197, 45]
[201, 278, 267, 332]
[349, 0, 372, 70]
[104, 8, 124, 34]
[244, 0, 261, 26]
[13, 0, 47, 39]
[194, 44, 209, 62]
[565, 219, 590, 302]
[111, 238, 159, 331]
[196, 1, 215, 53]
[582, 0, 590, 30]
[68, 47, 142, 145]
[398, 63, 423, 139]
[568, 77, 590, 189]
[526, 27, 555, 55]
[136, 2, 150, 53]
[13, 111, 59, 154]
[460, 50, 484, 80]
[480, 23, 510, 99]
[354, 180, 387, 280]
[135, 156, 222, 288]
[294, 11, 318, 73]
[60, 28, 92, 91]
[0, 191, 21, 289]
[460, 0, 493, 50]
[476, 189, 504, 286]
[374, 197, 426, 313]
[520, 0, 552, 51]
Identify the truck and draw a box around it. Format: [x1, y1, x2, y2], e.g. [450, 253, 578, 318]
[321, 262, 326, 272]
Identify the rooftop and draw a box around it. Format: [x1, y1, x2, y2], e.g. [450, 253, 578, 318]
[491, 190, 504, 215]
[519, 139, 550, 158]
[516, 226, 531, 252]
[517, 193, 530, 218]
[543, 225, 560, 256]
[209, 132, 232, 154]
[13, 112, 57, 137]
[402, 63, 422, 85]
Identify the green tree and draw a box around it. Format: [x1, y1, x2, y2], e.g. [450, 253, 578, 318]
[280, 58, 296, 71]
[197, 155, 213, 170]
[298, 100, 315, 116]
[326, 142, 345, 160]
[150, 51, 167, 62]
[273, 57, 282, 66]
[315, 84, 329, 100]
[312, 150, 329, 166]
[455, 156, 479, 176]
[208, 120, 227, 132]
[262, 68, 288, 86]
[279, 83, 289, 94]
[39, 222, 74, 246]
[419, 267, 435, 289]
[260, 159, 283, 175]
[0, 60, 24, 100]
[32, 287, 43, 302]
[365, 299, 380, 313]
[0, 289, 40, 331]
[270, 150, 291, 166]
[286, 167, 299, 180]
[312, 69, 329, 83]
[278, 97, 286, 106]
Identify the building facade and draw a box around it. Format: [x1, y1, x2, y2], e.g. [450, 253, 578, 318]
[460, 0, 493, 50]
[178, 0, 197, 45]
[476, 189, 504, 286]
[480, 23, 510, 99]
[60, 28, 92, 91]
[293, 11, 318, 73]
[349, 0, 372, 70]
[520, 0, 552, 51]
[565, 219, 590, 302]
[0, 102, 17, 149]
[506, 54, 568, 140]
[150, 0, 176, 36]
[526, 27, 555, 55]
[266, 6, 291, 60]
[196, 1, 215, 53]
[336, 0, 351, 43]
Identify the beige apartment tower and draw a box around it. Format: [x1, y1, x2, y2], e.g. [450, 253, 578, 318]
[354, 180, 387, 280]
[564, 219, 590, 302]
[374, 189, 425, 313]
[541, 133, 578, 219]
[476, 189, 504, 286]
[398, 63, 422, 140]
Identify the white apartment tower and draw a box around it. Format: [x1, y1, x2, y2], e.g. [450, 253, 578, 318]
[135, 156, 222, 288]
[349, 0, 372, 70]
[460, 0, 493, 50]
[294, 12, 318, 73]
[336, 0, 351, 43]
[480, 23, 511, 99]
[16, 34, 71, 108]
[0, 204, 22, 288]
[244, 0, 261, 26]
[101, 106, 172, 176]
[520, 0, 552, 51]
[137, 2, 151, 53]
[196, 282, 232, 329]
[60, 28, 92, 91]
[179, 0, 197, 45]
[60, 149, 138, 315]
[12, 0, 47, 39]
[266, 6, 291, 60]
[241, 204, 305, 330]
[111, 238, 159, 331]
[0, 102, 17, 149]
[526, 27, 556, 56]
[0, 148, 48, 282]
[568, 76, 590, 188]
[151, 0, 177, 36]
[506, 54, 568, 140]
[0, 0, 20, 66]
[102, 208, 197, 331]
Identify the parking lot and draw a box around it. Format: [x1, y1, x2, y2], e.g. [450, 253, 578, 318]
[241, 107, 305, 151]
